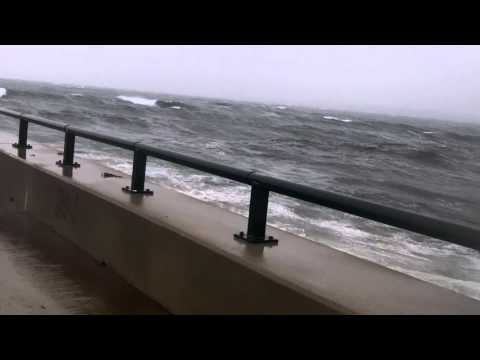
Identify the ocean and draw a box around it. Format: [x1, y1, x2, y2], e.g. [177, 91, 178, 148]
[1, 78, 480, 300]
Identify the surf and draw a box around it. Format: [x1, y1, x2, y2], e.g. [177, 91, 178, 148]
[117, 95, 157, 107]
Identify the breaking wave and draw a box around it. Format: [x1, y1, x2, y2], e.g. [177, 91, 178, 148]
[117, 95, 157, 107]
[323, 115, 353, 123]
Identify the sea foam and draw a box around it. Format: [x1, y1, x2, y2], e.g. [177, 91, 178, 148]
[117, 95, 157, 107]
[323, 115, 352, 123]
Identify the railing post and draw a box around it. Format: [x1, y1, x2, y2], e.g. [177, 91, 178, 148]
[12, 118, 32, 149]
[56, 129, 80, 168]
[234, 182, 278, 245]
[122, 149, 153, 195]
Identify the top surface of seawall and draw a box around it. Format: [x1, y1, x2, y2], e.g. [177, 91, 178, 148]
[1, 130, 480, 314]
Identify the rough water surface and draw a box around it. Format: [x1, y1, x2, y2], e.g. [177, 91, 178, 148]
[1, 78, 480, 300]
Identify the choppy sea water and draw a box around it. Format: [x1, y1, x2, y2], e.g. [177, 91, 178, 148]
[1, 79, 480, 300]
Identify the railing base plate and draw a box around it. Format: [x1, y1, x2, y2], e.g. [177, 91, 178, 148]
[12, 143, 32, 150]
[122, 186, 154, 196]
[234, 232, 278, 247]
[56, 160, 80, 168]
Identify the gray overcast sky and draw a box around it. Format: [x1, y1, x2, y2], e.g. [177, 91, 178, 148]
[1, 45, 479, 121]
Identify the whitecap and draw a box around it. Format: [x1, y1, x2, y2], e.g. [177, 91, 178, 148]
[262, 112, 280, 118]
[117, 95, 157, 107]
[205, 141, 227, 157]
[170, 106, 182, 110]
[323, 115, 352, 123]
[71, 93, 83, 97]
[270, 221, 308, 238]
[186, 186, 249, 207]
[268, 201, 303, 221]
[205, 141, 222, 150]
[0, 88, 7, 98]
[276, 105, 288, 110]
[313, 219, 371, 239]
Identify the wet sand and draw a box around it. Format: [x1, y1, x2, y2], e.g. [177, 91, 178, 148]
[0, 213, 168, 315]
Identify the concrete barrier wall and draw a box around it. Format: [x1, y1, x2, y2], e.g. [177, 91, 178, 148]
[0, 150, 27, 217]
[0, 147, 333, 314]
[1, 134, 480, 314]
[26, 168, 333, 314]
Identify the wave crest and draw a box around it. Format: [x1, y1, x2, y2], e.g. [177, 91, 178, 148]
[117, 95, 157, 107]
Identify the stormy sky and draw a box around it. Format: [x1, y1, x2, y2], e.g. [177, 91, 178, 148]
[1, 45, 479, 121]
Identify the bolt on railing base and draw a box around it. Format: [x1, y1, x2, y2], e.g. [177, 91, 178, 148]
[12, 143, 32, 150]
[122, 186, 154, 195]
[233, 231, 278, 247]
[56, 160, 80, 168]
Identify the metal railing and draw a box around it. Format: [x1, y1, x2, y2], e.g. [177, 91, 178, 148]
[1, 106, 479, 250]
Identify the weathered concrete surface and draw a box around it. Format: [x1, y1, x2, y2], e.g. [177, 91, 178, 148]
[1, 130, 480, 314]
[0, 213, 168, 314]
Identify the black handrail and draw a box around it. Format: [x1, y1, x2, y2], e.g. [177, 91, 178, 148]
[1, 106, 479, 250]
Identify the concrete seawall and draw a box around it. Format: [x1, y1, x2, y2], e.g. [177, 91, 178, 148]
[1, 131, 480, 314]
